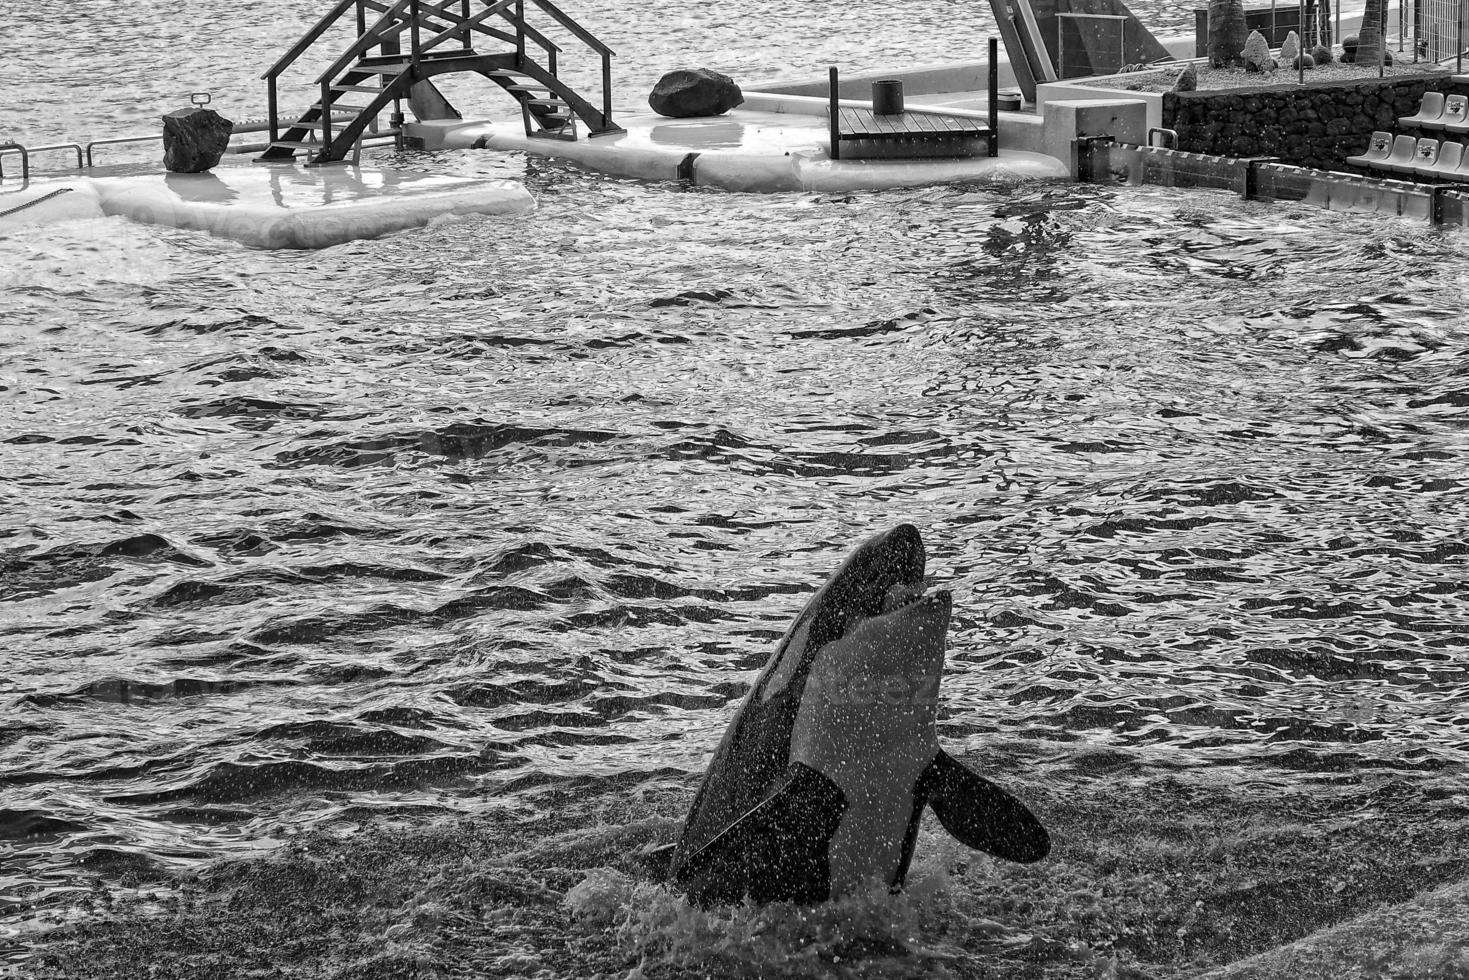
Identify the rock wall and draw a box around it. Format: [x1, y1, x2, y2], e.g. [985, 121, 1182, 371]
[1162, 75, 1456, 170]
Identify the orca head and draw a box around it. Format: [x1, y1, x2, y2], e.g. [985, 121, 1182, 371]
[756, 523, 929, 707]
[787, 556, 954, 897]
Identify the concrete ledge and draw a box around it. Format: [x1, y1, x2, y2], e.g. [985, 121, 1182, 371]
[413, 108, 1069, 191]
[0, 162, 535, 248]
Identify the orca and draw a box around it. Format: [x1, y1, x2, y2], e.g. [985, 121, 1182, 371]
[670, 523, 1049, 905]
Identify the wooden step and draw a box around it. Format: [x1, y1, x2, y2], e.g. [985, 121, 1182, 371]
[528, 130, 576, 142]
[268, 140, 321, 150]
[331, 83, 386, 93]
[505, 83, 554, 93]
[525, 98, 566, 109]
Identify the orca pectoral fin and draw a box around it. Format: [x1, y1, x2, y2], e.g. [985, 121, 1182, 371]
[675, 763, 846, 905]
[920, 751, 1050, 864]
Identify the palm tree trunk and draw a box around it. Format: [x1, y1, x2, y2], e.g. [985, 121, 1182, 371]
[1357, 0, 1388, 64]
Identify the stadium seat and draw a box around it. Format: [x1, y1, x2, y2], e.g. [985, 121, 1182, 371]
[1344, 131, 1394, 168]
[1392, 137, 1441, 174]
[1452, 146, 1469, 182]
[1371, 134, 1419, 173]
[1443, 96, 1469, 134]
[1428, 94, 1467, 131]
[1419, 139, 1464, 180]
[1400, 91, 1446, 128]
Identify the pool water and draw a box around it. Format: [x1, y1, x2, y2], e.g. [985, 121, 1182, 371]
[3, 0, 1468, 969]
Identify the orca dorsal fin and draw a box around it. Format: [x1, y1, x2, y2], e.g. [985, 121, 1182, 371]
[920, 751, 1050, 864]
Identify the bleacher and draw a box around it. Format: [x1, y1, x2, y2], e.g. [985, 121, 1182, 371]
[1346, 92, 1469, 181]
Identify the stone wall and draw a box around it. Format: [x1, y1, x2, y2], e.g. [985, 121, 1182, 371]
[1162, 75, 1456, 171]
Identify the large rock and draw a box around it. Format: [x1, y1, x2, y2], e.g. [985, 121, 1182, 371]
[1280, 30, 1301, 65]
[648, 68, 743, 118]
[1241, 29, 1275, 72]
[162, 107, 233, 173]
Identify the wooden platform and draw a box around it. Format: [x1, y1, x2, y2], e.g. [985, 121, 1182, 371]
[833, 106, 991, 141]
[825, 62, 999, 161]
[829, 107, 994, 160]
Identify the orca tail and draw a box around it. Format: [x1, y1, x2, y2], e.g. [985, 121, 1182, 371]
[919, 751, 1050, 864]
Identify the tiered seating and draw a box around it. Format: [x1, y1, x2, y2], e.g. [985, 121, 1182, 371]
[1421, 140, 1465, 179]
[1346, 127, 1469, 182]
[1345, 131, 1392, 168]
[1400, 92, 1445, 127]
[1398, 92, 1469, 133]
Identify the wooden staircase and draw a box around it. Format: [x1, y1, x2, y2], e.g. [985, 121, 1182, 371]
[258, 0, 623, 166]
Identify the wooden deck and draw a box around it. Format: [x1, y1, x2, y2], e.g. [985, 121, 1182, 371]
[833, 106, 991, 141]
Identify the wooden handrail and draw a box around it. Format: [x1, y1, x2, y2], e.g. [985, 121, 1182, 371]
[262, 0, 358, 79]
[314, 0, 413, 83]
[522, 0, 614, 55]
[417, 0, 516, 55]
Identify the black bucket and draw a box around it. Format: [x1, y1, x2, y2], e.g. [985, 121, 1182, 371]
[996, 90, 1022, 111]
[872, 79, 904, 115]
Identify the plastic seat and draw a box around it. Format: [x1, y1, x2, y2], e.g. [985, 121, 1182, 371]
[1394, 137, 1441, 174]
[1451, 145, 1469, 182]
[1371, 134, 1419, 173]
[1420, 139, 1464, 179]
[1345, 130, 1394, 168]
[1443, 95, 1469, 134]
[1400, 91, 1446, 128]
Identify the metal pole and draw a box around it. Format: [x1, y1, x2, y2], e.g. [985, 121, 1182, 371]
[268, 77, 279, 144]
[988, 36, 999, 158]
[1458, 0, 1464, 73]
[829, 66, 840, 161]
[1299, 0, 1306, 80]
[603, 54, 612, 127]
[462, 0, 471, 50]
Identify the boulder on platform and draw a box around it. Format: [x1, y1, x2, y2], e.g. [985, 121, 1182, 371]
[648, 69, 744, 118]
[162, 107, 233, 173]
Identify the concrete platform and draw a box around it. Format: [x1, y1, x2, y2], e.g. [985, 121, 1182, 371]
[408, 105, 1069, 192]
[0, 162, 534, 249]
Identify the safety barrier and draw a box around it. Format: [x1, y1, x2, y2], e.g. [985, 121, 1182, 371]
[1075, 136, 1469, 226]
[0, 142, 82, 180]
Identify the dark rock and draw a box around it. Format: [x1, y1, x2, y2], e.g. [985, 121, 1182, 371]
[648, 68, 744, 118]
[1311, 44, 1334, 64]
[1293, 53, 1316, 69]
[1172, 63, 1198, 92]
[162, 107, 233, 173]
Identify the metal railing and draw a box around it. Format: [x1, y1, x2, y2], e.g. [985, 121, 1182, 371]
[0, 142, 83, 181]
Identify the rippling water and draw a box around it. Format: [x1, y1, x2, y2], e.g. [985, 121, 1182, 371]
[3, 0, 1469, 956]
